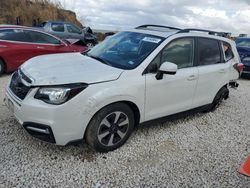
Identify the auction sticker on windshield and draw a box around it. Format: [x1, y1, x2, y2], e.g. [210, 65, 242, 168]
[142, 37, 161, 43]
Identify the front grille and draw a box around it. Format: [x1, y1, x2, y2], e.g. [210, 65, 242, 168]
[9, 71, 30, 100]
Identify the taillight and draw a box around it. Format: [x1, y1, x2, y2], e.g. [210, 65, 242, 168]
[233, 63, 244, 73]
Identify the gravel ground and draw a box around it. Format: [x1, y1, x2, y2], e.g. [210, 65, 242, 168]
[0, 74, 249, 187]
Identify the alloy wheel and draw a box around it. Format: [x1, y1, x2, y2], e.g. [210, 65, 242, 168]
[97, 111, 129, 147]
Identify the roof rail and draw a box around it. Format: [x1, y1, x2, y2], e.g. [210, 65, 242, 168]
[135, 24, 181, 31]
[177, 28, 226, 36]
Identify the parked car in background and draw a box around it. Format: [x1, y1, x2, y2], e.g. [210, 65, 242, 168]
[5, 25, 242, 152]
[39, 21, 98, 48]
[0, 25, 88, 75]
[235, 37, 250, 78]
[82, 26, 98, 47]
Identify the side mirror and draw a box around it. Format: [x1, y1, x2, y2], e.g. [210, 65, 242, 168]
[155, 62, 177, 80]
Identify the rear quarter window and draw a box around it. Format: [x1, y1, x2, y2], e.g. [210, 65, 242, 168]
[222, 42, 234, 62]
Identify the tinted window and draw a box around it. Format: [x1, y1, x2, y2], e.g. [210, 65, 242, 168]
[198, 38, 221, 65]
[0, 29, 31, 42]
[147, 38, 194, 73]
[25, 30, 61, 44]
[162, 38, 194, 69]
[51, 23, 64, 32]
[222, 42, 233, 61]
[66, 24, 81, 34]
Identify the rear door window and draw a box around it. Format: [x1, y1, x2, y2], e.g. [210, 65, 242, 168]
[51, 23, 65, 32]
[198, 38, 221, 65]
[0, 29, 31, 42]
[25, 30, 61, 44]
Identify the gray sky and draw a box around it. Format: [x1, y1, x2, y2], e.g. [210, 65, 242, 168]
[56, 0, 250, 35]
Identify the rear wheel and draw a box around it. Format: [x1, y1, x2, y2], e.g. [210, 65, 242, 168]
[206, 86, 229, 112]
[0, 59, 5, 76]
[85, 103, 135, 152]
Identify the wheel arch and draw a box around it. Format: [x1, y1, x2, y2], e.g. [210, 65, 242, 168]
[120, 100, 140, 127]
[213, 84, 228, 99]
[93, 100, 140, 125]
[208, 80, 229, 103]
[83, 100, 141, 139]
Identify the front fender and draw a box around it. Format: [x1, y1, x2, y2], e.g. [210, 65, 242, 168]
[80, 78, 145, 122]
[84, 94, 144, 122]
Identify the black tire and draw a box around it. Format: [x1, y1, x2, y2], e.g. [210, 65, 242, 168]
[85, 103, 135, 152]
[0, 59, 5, 76]
[206, 86, 229, 112]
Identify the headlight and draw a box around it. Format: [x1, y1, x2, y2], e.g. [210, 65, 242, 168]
[34, 84, 88, 105]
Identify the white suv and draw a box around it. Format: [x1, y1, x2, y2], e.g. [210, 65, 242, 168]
[5, 25, 242, 152]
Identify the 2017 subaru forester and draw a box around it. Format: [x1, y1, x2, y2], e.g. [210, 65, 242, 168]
[4, 25, 242, 152]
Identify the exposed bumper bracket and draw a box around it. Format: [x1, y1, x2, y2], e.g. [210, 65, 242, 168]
[229, 81, 239, 88]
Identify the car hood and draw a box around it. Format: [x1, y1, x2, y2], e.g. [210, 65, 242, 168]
[21, 53, 123, 86]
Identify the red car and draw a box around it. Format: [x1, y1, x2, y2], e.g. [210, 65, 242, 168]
[0, 25, 88, 75]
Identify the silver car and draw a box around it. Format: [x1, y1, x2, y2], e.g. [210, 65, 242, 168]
[40, 21, 98, 47]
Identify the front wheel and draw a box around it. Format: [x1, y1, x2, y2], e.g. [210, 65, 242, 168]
[85, 103, 135, 152]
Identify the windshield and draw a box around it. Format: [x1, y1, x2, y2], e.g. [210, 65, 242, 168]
[236, 38, 250, 48]
[86, 31, 164, 69]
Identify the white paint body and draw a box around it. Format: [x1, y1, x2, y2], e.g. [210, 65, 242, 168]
[5, 29, 240, 145]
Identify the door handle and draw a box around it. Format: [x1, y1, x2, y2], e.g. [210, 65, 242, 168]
[37, 46, 45, 49]
[0, 45, 7, 48]
[187, 75, 197, 81]
[219, 69, 226, 73]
